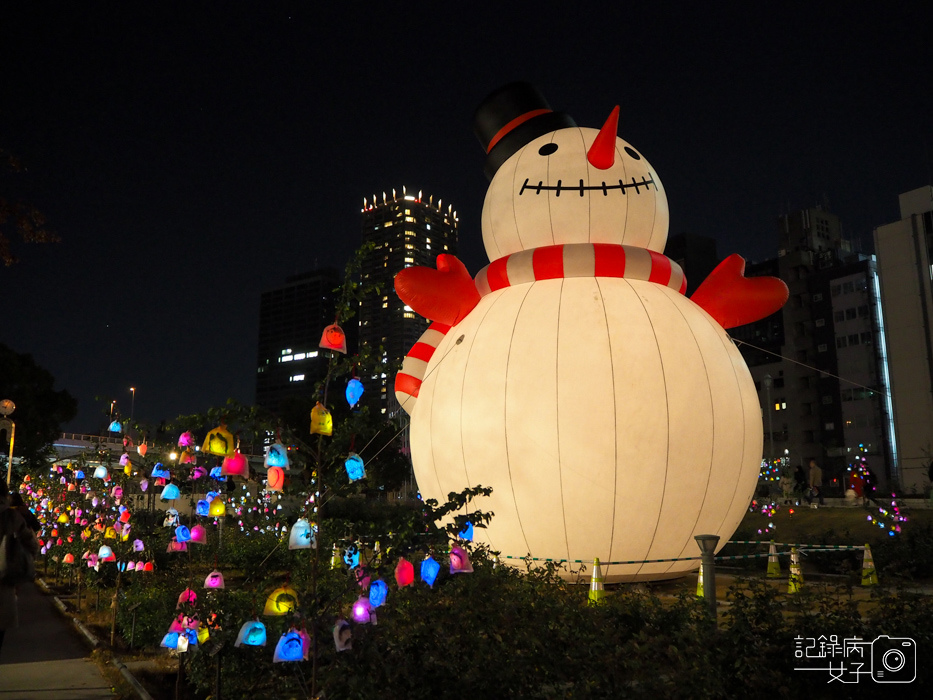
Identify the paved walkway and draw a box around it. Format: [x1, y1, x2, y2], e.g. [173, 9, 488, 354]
[0, 582, 116, 699]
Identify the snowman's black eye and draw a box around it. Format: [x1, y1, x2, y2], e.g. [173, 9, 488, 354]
[538, 143, 558, 156]
[624, 147, 641, 160]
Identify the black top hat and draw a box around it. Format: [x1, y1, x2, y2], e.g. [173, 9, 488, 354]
[473, 82, 576, 180]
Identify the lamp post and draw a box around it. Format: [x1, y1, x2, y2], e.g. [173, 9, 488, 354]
[130, 387, 135, 422]
[695, 534, 720, 627]
[0, 399, 15, 486]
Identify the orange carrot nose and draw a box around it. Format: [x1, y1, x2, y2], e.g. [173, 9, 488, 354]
[587, 106, 620, 169]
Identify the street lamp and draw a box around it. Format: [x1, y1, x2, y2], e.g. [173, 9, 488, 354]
[0, 399, 15, 486]
[130, 387, 135, 421]
[695, 534, 720, 626]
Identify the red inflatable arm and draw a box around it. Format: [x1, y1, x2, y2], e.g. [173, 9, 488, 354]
[394, 254, 480, 326]
[690, 254, 789, 329]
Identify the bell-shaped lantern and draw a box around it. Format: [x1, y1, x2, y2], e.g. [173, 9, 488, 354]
[266, 466, 285, 492]
[458, 521, 474, 541]
[208, 498, 226, 517]
[343, 545, 360, 569]
[119, 454, 129, 467]
[175, 525, 192, 543]
[63, 553, 75, 564]
[161, 632, 180, 649]
[345, 378, 364, 407]
[179, 449, 197, 465]
[133, 539, 145, 552]
[98, 544, 114, 560]
[351, 597, 372, 624]
[309, 402, 332, 436]
[333, 619, 352, 652]
[450, 546, 474, 574]
[204, 570, 225, 589]
[319, 323, 347, 353]
[167, 538, 187, 553]
[273, 630, 305, 663]
[75, 470, 85, 480]
[137, 442, 148, 457]
[111, 485, 124, 500]
[263, 586, 298, 616]
[143, 561, 154, 572]
[368, 579, 388, 608]
[160, 484, 180, 501]
[178, 431, 195, 447]
[421, 555, 441, 587]
[177, 588, 197, 608]
[189, 524, 207, 544]
[196, 499, 210, 516]
[190, 466, 207, 479]
[221, 452, 249, 478]
[197, 624, 210, 645]
[151, 463, 170, 479]
[344, 453, 366, 482]
[109, 420, 122, 433]
[57, 512, 69, 524]
[202, 425, 235, 457]
[93, 465, 108, 479]
[235, 620, 267, 647]
[395, 558, 415, 587]
[139, 478, 149, 492]
[209, 466, 226, 481]
[265, 443, 289, 469]
[288, 518, 315, 550]
[104, 526, 117, 539]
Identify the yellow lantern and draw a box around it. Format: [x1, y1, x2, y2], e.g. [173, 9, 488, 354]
[309, 402, 332, 436]
[208, 498, 226, 517]
[197, 624, 210, 644]
[104, 526, 117, 539]
[202, 424, 235, 457]
[57, 513, 70, 524]
[263, 586, 298, 616]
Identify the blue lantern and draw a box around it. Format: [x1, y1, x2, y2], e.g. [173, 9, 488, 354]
[160, 484, 180, 501]
[75, 470, 85, 480]
[421, 556, 440, 587]
[183, 627, 198, 646]
[196, 499, 210, 516]
[458, 521, 474, 541]
[160, 631, 180, 649]
[346, 378, 364, 407]
[209, 466, 227, 481]
[235, 620, 267, 647]
[368, 579, 388, 608]
[273, 630, 304, 662]
[109, 420, 122, 432]
[151, 463, 170, 479]
[175, 525, 191, 543]
[265, 443, 289, 469]
[343, 545, 360, 568]
[344, 453, 366, 482]
[93, 465, 108, 479]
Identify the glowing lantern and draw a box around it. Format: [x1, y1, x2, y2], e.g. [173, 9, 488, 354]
[119, 454, 129, 467]
[119, 509, 131, 523]
[123, 464, 132, 477]
[178, 431, 195, 447]
[167, 539, 187, 553]
[309, 402, 332, 436]
[189, 525, 207, 544]
[160, 484, 180, 501]
[235, 620, 267, 647]
[144, 561, 154, 572]
[175, 525, 191, 543]
[450, 546, 474, 574]
[190, 466, 206, 479]
[263, 586, 298, 616]
[288, 518, 315, 550]
[151, 463, 170, 479]
[266, 467, 285, 492]
[343, 545, 360, 569]
[221, 452, 249, 478]
[133, 539, 145, 552]
[63, 553, 75, 564]
[179, 450, 196, 465]
[209, 466, 226, 481]
[204, 570, 225, 589]
[273, 630, 304, 663]
[161, 632, 180, 649]
[165, 509, 180, 527]
[196, 500, 210, 516]
[109, 420, 121, 432]
[351, 597, 371, 624]
[139, 478, 149, 492]
[197, 624, 210, 644]
[202, 425, 235, 457]
[333, 619, 352, 652]
[98, 545, 114, 560]
[319, 323, 347, 353]
[368, 580, 388, 608]
[104, 526, 117, 539]
[111, 486, 123, 500]
[395, 84, 786, 582]
[93, 466, 107, 479]
[137, 443, 147, 457]
[344, 453, 365, 482]
[208, 498, 226, 517]
[458, 521, 474, 541]
[57, 512, 69, 524]
[346, 378, 364, 407]
[177, 588, 197, 607]
[265, 443, 289, 469]
[75, 470, 85, 479]
[421, 556, 440, 587]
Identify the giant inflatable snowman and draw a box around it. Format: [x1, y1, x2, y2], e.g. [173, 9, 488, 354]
[394, 83, 787, 582]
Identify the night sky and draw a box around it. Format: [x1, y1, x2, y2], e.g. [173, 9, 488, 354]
[2, 3, 931, 432]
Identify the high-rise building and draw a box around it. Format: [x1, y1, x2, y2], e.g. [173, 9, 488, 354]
[731, 206, 896, 490]
[664, 232, 720, 296]
[873, 186, 933, 492]
[359, 188, 459, 414]
[255, 268, 343, 415]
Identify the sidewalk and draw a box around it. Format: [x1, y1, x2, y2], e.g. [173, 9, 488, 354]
[0, 581, 116, 699]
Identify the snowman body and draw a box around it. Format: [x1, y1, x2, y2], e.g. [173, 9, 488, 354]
[400, 119, 765, 582]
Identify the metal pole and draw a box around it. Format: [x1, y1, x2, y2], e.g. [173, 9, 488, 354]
[695, 534, 720, 628]
[5, 421, 14, 487]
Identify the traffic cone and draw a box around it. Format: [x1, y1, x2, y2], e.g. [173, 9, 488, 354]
[861, 544, 878, 586]
[766, 540, 781, 579]
[787, 547, 803, 594]
[588, 558, 605, 606]
[696, 565, 704, 598]
[330, 544, 342, 569]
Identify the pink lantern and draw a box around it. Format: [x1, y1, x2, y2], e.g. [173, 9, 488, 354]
[119, 453, 130, 466]
[189, 525, 207, 544]
[135, 561, 145, 571]
[177, 588, 198, 608]
[111, 486, 124, 500]
[167, 539, 187, 553]
[351, 597, 372, 624]
[178, 431, 195, 447]
[204, 570, 225, 589]
[450, 546, 474, 574]
[221, 452, 249, 478]
[139, 478, 149, 492]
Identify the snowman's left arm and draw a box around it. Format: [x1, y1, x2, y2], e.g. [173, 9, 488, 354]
[690, 254, 789, 329]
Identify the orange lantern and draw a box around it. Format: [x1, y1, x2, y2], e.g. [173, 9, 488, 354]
[137, 442, 148, 457]
[266, 467, 285, 492]
[319, 324, 347, 354]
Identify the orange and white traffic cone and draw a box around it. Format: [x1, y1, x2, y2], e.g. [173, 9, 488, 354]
[588, 558, 605, 606]
[787, 547, 803, 594]
[861, 544, 878, 586]
[766, 540, 781, 579]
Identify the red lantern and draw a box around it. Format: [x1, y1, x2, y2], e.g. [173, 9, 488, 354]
[319, 324, 347, 354]
[395, 558, 415, 587]
[267, 467, 285, 492]
[222, 451, 249, 478]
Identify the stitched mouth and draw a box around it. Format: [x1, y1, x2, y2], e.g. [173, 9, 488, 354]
[519, 175, 657, 197]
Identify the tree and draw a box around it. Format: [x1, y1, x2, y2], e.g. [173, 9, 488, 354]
[0, 149, 59, 266]
[0, 343, 77, 473]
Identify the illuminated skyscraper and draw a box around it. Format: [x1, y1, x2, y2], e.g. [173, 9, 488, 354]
[359, 187, 459, 414]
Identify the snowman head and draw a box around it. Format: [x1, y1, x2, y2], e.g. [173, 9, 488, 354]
[475, 83, 669, 260]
